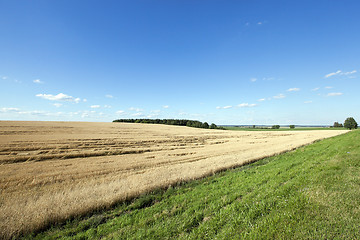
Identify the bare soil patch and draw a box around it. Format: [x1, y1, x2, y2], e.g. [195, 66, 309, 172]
[0, 121, 348, 238]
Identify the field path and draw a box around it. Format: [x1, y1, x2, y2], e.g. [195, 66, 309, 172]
[0, 121, 348, 238]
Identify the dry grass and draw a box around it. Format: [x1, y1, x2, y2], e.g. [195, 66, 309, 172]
[0, 121, 348, 239]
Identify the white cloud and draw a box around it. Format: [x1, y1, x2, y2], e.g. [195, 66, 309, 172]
[36, 93, 82, 103]
[237, 103, 257, 108]
[105, 94, 113, 98]
[33, 79, 43, 84]
[116, 110, 125, 115]
[304, 101, 312, 104]
[325, 70, 357, 78]
[147, 113, 160, 118]
[53, 103, 62, 107]
[129, 107, 143, 112]
[81, 110, 97, 118]
[132, 112, 144, 117]
[90, 105, 101, 109]
[257, 22, 263, 25]
[327, 92, 343, 97]
[258, 98, 266, 102]
[325, 86, 333, 89]
[311, 87, 320, 91]
[104, 105, 111, 108]
[216, 106, 232, 109]
[0, 108, 56, 117]
[287, 88, 300, 92]
[250, 78, 257, 82]
[273, 94, 285, 99]
[163, 105, 169, 109]
[325, 70, 341, 78]
[0, 107, 111, 120]
[263, 77, 275, 81]
[0, 107, 20, 113]
[83, 99, 87, 102]
[344, 70, 357, 75]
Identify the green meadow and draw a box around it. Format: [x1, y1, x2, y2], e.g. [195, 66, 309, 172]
[26, 130, 360, 239]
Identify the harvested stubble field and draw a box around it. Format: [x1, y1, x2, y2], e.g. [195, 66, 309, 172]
[0, 121, 348, 238]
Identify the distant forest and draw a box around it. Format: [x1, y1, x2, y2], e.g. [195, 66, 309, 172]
[113, 119, 225, 130]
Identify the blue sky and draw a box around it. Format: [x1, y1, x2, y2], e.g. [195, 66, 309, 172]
[1, 0, 359, 125]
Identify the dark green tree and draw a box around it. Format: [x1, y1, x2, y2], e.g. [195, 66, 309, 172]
[272, 125, 280, 129]
[202, 122, 209, 129]
[289, 125, 295, 129]
[333, 122, 343, 128]
[344, 117, 358, 130]
[210, 123, 217, 129]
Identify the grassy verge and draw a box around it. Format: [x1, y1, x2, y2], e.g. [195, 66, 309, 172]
[224, 127, 346, 131]
[25, 130, 360, 239]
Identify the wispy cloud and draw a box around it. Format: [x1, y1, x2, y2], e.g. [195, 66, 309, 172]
[304, 101, 312, 104]
[0, 107, 20, 113]
[250, 78, 257, 82]
[0, 107, 57, 117]
[325, 86, 333, 89]
[325, 70, 357, 78]
[273, 93, 285, 99]
[216, 103, 257, 109]
[53, 103, 62, 107]
[311, 87, 320, 91]
[216, 106, 232, 109]
[1, 76, 8, 80]
[89, 105, 112, 109]
[163, 105, 169, 109]
[129, 107, 143, 112]
[36, 93, 82, 103]
[237, 103, 257, 108]
[263, 77, 275, 81]
[245, 21, 266, 27]
[105, 94, 114, 98]
[132, 112, 145, 117]
[287, 88, 300, 92]
[343, 70, 357, 75]
[33, 79, 43, 84]
[325, 70, 341, 78]
[0, 107, 111, 120]
[116, 110, 125, 115]
[258, 98, 266, 102]
[327, 92, 343, 97]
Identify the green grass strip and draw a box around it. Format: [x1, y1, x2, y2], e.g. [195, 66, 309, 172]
[26, 130, 360, 239]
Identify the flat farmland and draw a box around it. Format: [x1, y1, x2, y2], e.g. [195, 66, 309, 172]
[0, 121, 348, 238]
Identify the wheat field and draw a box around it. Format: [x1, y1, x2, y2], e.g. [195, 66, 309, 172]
[0, 121, 348, 238]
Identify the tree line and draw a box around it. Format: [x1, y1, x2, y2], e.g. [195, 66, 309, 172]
[333, 117, 358, 130]
[113, 119, 225, 130]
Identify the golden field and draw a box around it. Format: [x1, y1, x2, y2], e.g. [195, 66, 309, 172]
[0, 121, 348, 238]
